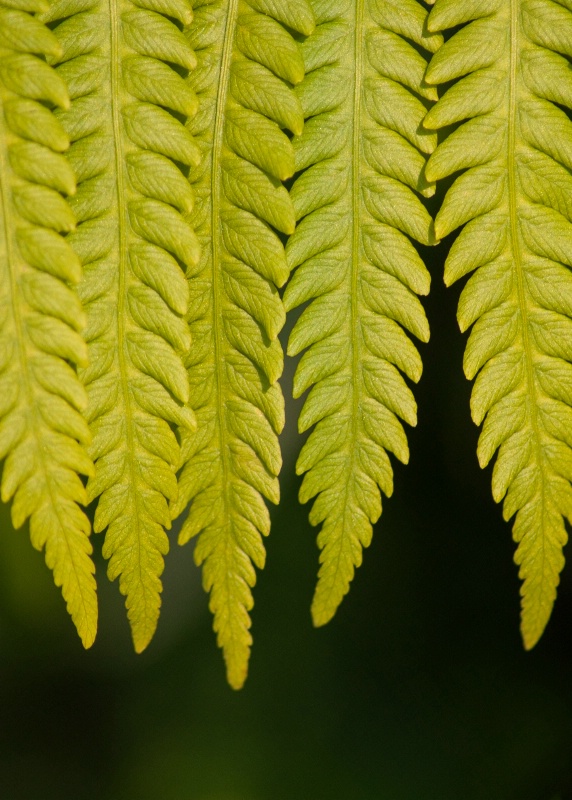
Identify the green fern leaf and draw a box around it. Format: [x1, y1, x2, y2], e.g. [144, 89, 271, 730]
[285, 0, 440, 628]
[44, 0, 200, 652]
[0, 0, 97, 647]
[425, 0, 572, 648]
[172, 0, 313, 689]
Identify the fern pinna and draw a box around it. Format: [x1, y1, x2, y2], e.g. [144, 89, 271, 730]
[0, 0, 97, 646]
[173, 0, 313, 688]
[44, 0, 200, 652]
[285, 0, 440, 627]
[425, 0, 572, 647]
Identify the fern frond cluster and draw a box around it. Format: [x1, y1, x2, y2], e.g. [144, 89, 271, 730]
[3, 0, 572, 684]
[285, 0, 439, 626]
[0, 0, 97, 646]
[173, 0, 313, 689]
[425, 0, 572, 647]
[43, 0, 200, 652]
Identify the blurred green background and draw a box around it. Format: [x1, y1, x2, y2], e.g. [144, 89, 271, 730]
[1, 246, 572, 800]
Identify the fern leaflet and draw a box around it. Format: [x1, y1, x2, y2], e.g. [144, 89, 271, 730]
[172, 0, 313, 688]
[0, 0, 97, 646]
[285, 0, 440, 627]
[45, 0, 200, 651]
[425, 0, 572, 647]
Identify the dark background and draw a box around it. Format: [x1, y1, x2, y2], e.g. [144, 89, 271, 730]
[1, 242, 572, 800]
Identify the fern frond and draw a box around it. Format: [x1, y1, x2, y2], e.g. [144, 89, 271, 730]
[285, 0, 440, 628]
[0, 0, 97, 646]
[172, 0, 313, 689]
[45, 0, 200, 652]
[425, 0, 572, 648]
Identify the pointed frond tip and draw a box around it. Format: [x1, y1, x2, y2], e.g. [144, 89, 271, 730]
[426, 0, 572, 647]
[286, 0, 436, 629]
[0, 0, 98, 646]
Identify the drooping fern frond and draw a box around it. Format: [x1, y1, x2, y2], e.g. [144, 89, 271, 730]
[425, 0, 572, 647]
[285, 0, 440, 627]
[44, 0, 200, 652]
[172, 0, 313, 689]
[0, 0, 97, 646]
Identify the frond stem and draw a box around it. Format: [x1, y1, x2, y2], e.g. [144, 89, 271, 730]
[209, 1, 238, 567]
[109, 0, 146, 602]
[507, 0, 545, 502]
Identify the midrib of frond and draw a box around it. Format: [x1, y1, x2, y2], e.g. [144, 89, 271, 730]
[323, 0, 366, 605]
[210, 1, 237, 538]
[350, 0, 364, 457]
[108, 0, 146, 594]
[0, 85, 88, 607]
[209, 0, 245, 635]
[507, 0, 549, 582]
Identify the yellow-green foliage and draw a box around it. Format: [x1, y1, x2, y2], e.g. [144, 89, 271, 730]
[425, 0, 572, 649]
[1, 0, 572, 686]
[175, 0, 313, 689]
[0, 0, 97, 647]
[285, 0, 439, 627]
[43, 0, 200, 652]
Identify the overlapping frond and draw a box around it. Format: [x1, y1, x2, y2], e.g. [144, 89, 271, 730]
[0, 0, 97, 646]
[285, 0, 440, 627]
[425, 0, 572, 647]
[45, 0, 199, 652]
[172, 0, 312, 688]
